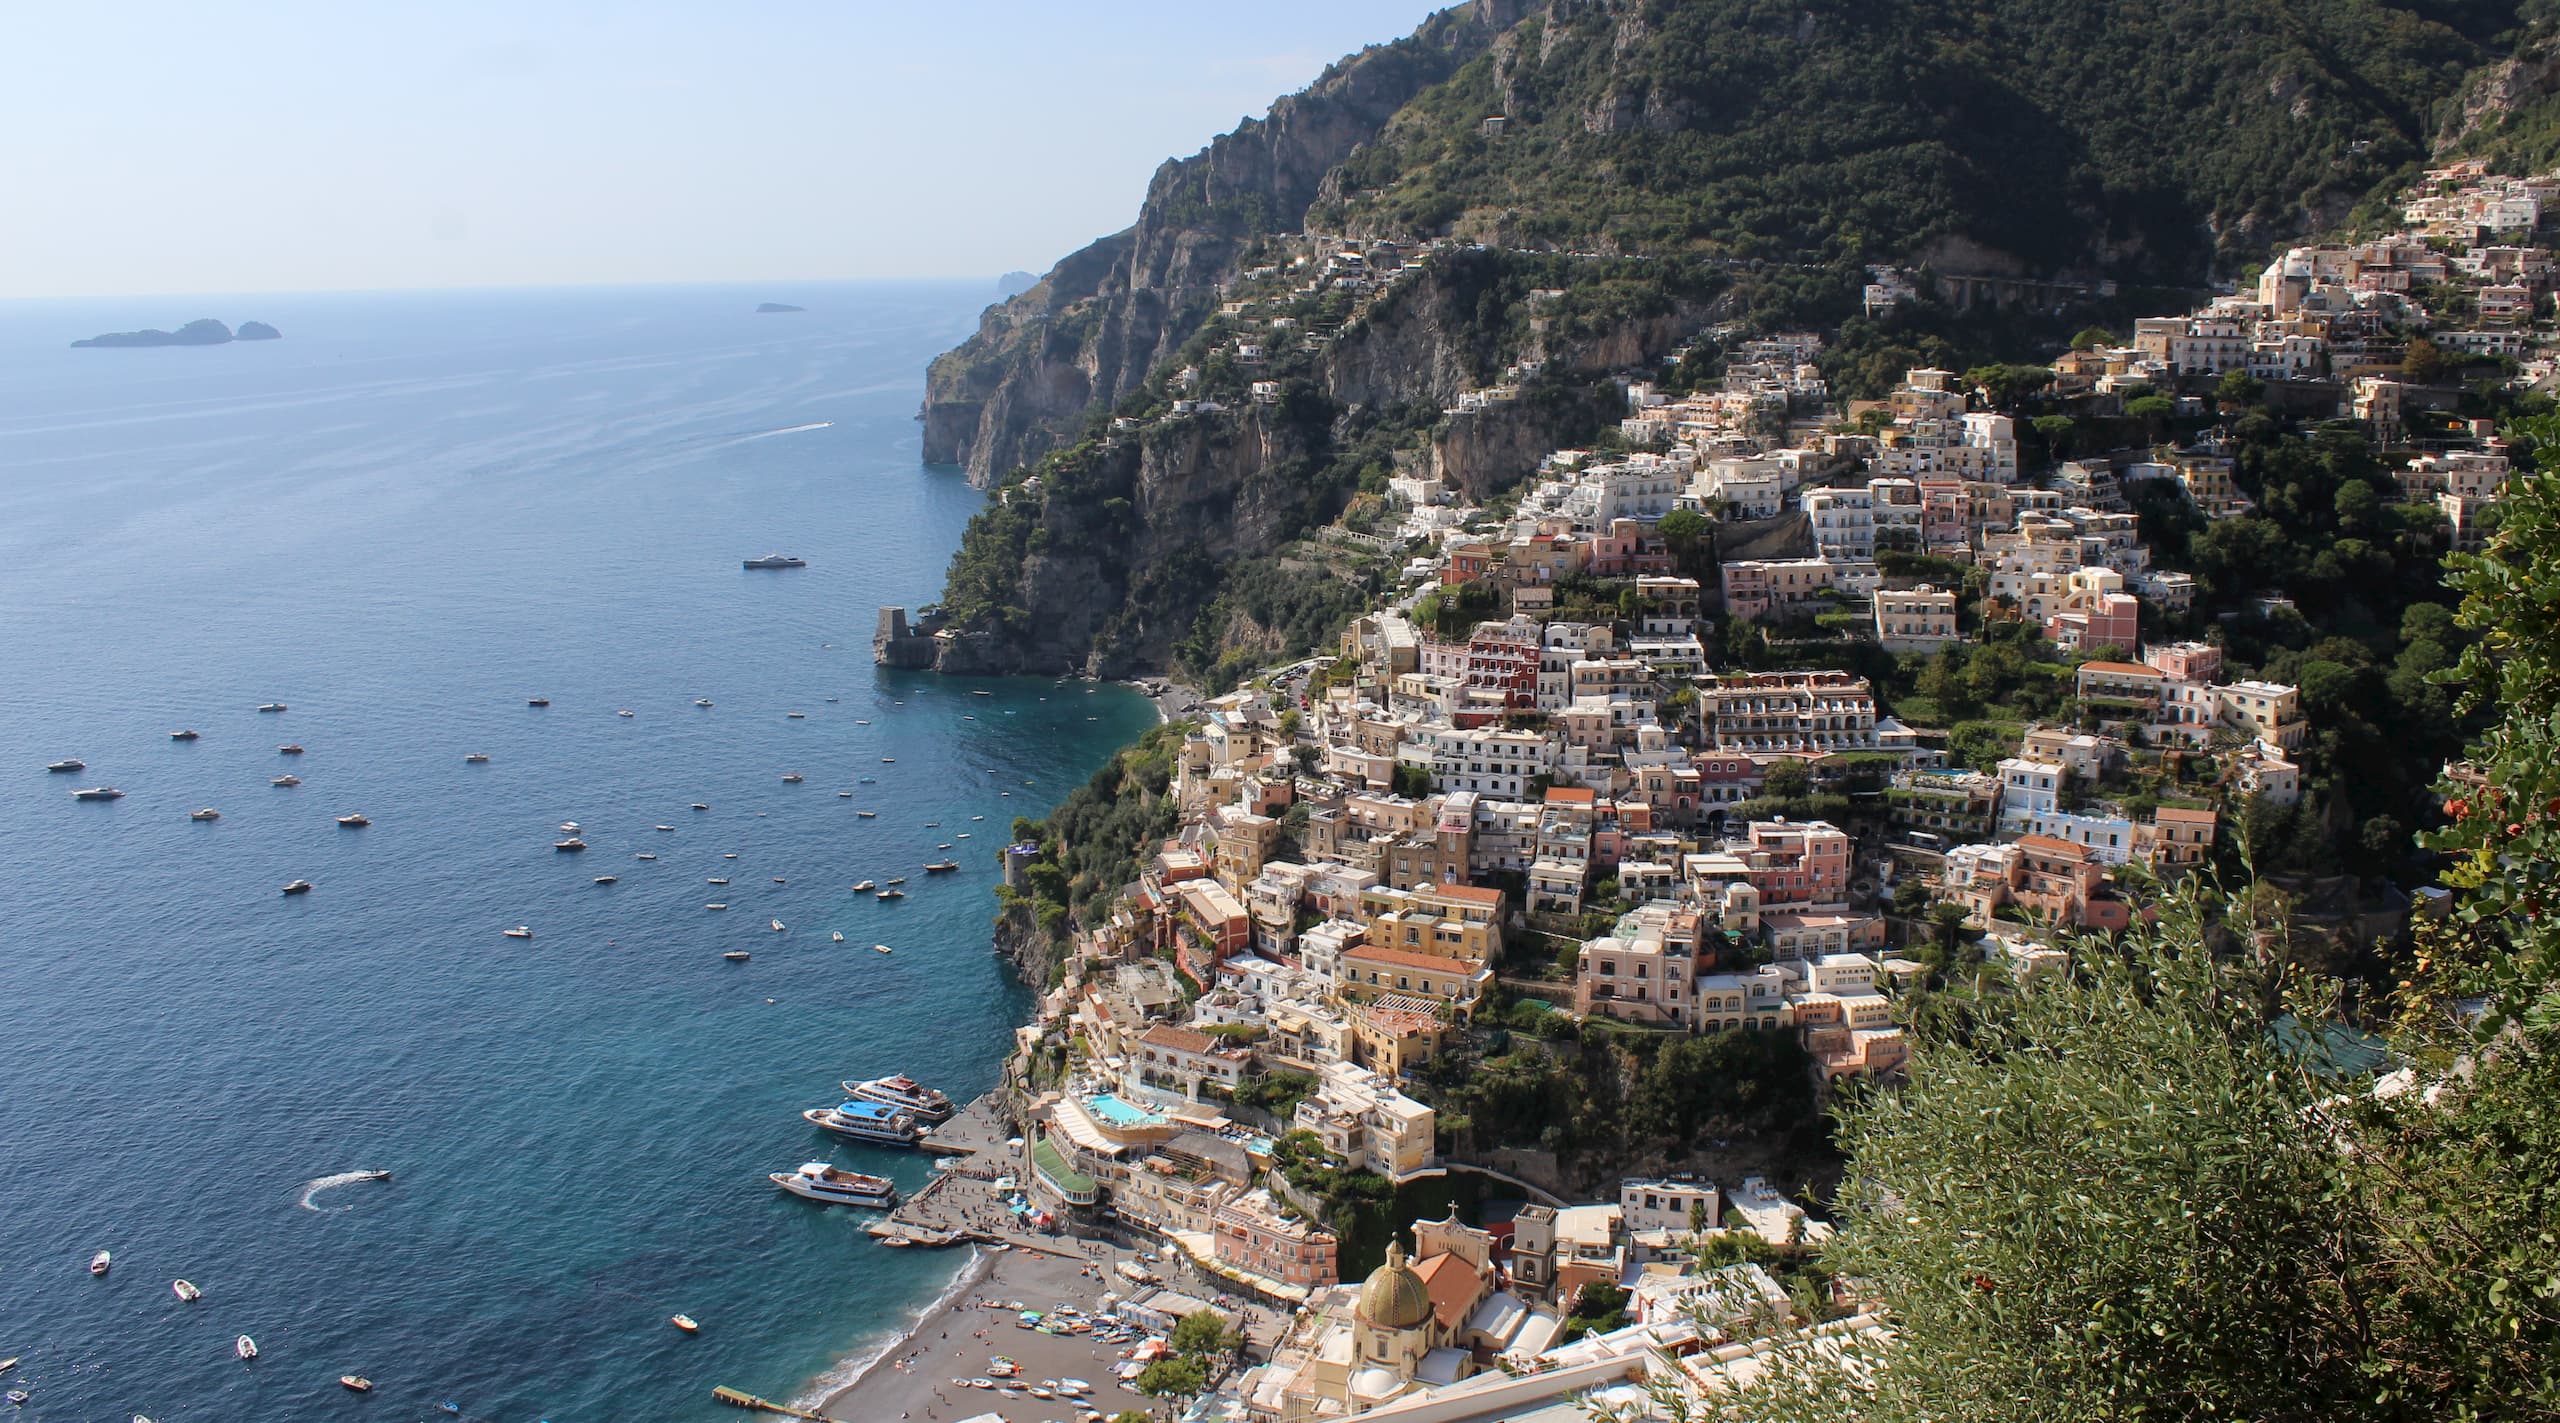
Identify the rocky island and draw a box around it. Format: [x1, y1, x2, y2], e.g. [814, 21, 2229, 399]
[72, 318, 279, 348]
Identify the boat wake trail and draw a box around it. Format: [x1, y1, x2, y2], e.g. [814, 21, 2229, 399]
[739, 421, 832, 441]
[297, 1171, 387, 1213]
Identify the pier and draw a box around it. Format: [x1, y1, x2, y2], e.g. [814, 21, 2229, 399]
[710, 1384, 829, 1418]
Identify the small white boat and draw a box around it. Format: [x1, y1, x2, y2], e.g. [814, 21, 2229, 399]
[503, 926, 533, 939]
[271, 775, 300, 787]
[257, 703, 287, 713]
[706, 903, 728, 911]
[617, 709, 635, 718]
[693, 699, 713, 708]
[560, 821, 581, 833]
[769, 919, 786, 932]
[874, 943, 893, 955]
[771, 876, 786, 884]
[708, 877, 729, 885]
[281, 879, 313, 895]
[593, 875, 617, 885]
[851, 880, 876, 892]
[781, 772, 804, 783]
[722, 951, 750, 962]
[856, 810, 877, 819]
[671, 1314, 700, 1333]
[45, 758, 84, 772]
[464, 753, 490, 764]
[831, 931, 844, 943]
[340, 1375, 373, 1392]
[554, 838, 586, 852]
[335, 812, 369, 827]
[690, 802, 708, 810]
[72, 786, 125, 801]
[787, 711, 806, 719]
[235, 1335, 257, 1360]
[655, 824, 674, 832]
[837, 791, 852, 798]
[90, 1250, 111, 1275]
[634, 852, 657, 861]
[170, 729, 200, 741]
[190, 808, 221, 821]
[172, 1279, 201, 1302]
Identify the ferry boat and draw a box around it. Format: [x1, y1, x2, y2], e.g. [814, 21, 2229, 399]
[172, 1279, 200, 1302]
[45, 758, 83, 772]
[272, 775, 301, 787]
[72, 786, 124, 801]
[281, 880, 313, 895]
[335, 812, 369, 827]
[801, 1100, 919, 1147]
[257, 703, 287, 713]
[503, 926, 533, 939]
[170, 729, 200, 741]
[190, 808, 221, 821]
[742, 554, 807, 570]
[554, 837, 586, 852]
[464, 753, 490, 764]
[842, 1073, 953, 1124]
[770, 1161, 899, 1208]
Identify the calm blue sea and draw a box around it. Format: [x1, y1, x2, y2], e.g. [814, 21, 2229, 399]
[0, 284, 1154, 1422]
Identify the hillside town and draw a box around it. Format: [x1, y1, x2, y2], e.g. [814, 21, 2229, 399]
[902, 161, 2551, 1422]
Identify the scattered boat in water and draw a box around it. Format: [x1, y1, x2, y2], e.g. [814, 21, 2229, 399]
[655, 824, 674, 832]
[693, 698, 713, 708]
[339, 1376, 372, 1393]
[554, 837, 586, 851]
[634, 852, 657, 861]
[771, 876, 786, 884]
[281, 880, 313, 895]
[924, 861, 960, 874]
[780, 772, 804, 783]
[170, 729, 200, 742]
[771, 1161, 898, 1208]
[44, 758, 84, 773]
[874, 943, 892, 955]
[876, 888, 904, 900]
[503, 926, 533, 939]
[690, 802, 708, 810]
[743, 553, 806, 569]
[277, 744, 304, 756]
[671, 1313, 702, 1332]
[335, 812, 369, 827]
[708, 877, 729, 885]
[527, 697, 550, 708]
[851, 880, 875, 892]
[90, 1250, 111, 1276]
[235, 1335, 257, 1360]
[769, 919, 786, 932]
[190, 808, 221, 821]
[856, 810, 877, 819]
[257, 703, 287, 713]
[722, 951, 750, 962]
[72, 786, 124, 801]
[617, 709, 634, 718]
[172, 1279, 200, 1302]
[593, 875, 617, 885]
[464, 753, 490, 764]
[272, 775, 301, 787]
[787, 711, 806, 719]
[706, 903, 728, 911]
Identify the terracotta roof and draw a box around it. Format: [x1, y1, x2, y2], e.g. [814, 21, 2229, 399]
[1431, 883, 1505, 905]
[2154, 807, 2218, 824]
[2015, 834, 2095, 859]
[2077, 661, 2162, 677]
[1140, 1024, 1216, 1055]
[1410, 1251, 1481, 1331]
[1343, 942, 1485, 976]
[1544, 786, 1597, 804]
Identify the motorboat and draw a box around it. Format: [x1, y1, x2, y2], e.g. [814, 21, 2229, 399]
[858, 776, 877, 783]
[955, 833, 970, 839]
[691, 803, 708, 810]
[45, 759, 83, 772]
[170, 729, 200, 741]
[880, 757, 894, 764]
[0, 1359, 16, 1374]
[802, 1101, 919, 1146]
[723, 852, 738, 859]
[831, 931, 845, 943]
[936, 843, 952, 850]
[742, 554, 806, 569]
[593, 875, 617, 885]
[970, 688, 992, 698]
[884, 877, 906, 886]
[723, 951, 750, 962]
[924, 861, 960, 874]
[671, 1314, 701, 1332]
[771, 876, 786, 884]
[693, 699, 714, 708]
[851, 880, 876, 892]
[780, 772, 804, 783]
[281, 880, 313, 895]
[554, 838, 586, 851]
[172, 1279, 201, 1302]
[272, 775, 301, 787]
[706, 903, 728, 911]
[971, 815, 985, 821]
[769, 919, 786, 932]
[235, 1335, 257, 1360]
[617, 709, 635, 718]
[560, 821, 581, 833]
[503, 926, 533, 939]
[357, 1169, 392, 1182]
[190, 808, 221, 821]
[335, 813, 369, 827]
[708, 877, 729, 885]
[340, 1376, 372, 1392]
[787, 712, 806, 719]
[90, 1250, 111, 1276]
[843, 1073, 953, 1123]
[856, 810, 877, 819]
[464, 753, 490, 764]
[72, 786, 124, 801]
[527, 697, 550, 707]
[655, 824, 674, 832]
[277, 744, 304, 756]
[874, 943, 892, 954]
[634, 853, 657, 861]
[771, 1162, 898, 1208]
[837, 791, 852, 798]
[875, 889, 904, 901]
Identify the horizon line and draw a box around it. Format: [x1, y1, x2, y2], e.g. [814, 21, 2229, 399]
[0, 272, 1046, 307]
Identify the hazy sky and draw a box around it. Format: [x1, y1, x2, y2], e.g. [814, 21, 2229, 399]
[0, 2, 1451, 299]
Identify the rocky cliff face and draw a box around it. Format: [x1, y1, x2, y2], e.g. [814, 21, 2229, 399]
[921, 1, 1517, 487]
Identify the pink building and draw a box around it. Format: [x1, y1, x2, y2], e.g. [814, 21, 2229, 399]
[1740, 819, 1852, 909]
[1213, 1189, 1340, 1289]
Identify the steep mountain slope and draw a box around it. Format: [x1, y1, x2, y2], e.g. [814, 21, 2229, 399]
[905, 0, 2530, 681]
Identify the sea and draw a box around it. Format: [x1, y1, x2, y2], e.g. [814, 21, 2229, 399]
[0, 283, 1158, 1421]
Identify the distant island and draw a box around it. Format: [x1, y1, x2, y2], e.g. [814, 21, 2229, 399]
[754, 302, 805, 314]
[995, 271, 1036, 298]
[72, 318, 280, 348]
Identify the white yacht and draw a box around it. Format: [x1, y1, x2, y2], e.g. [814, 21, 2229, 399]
[771, 1161, 897, 1208]
[801, 1100, 919, 1146]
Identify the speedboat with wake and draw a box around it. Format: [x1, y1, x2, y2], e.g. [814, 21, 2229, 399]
[770, 1161, 898, 1207]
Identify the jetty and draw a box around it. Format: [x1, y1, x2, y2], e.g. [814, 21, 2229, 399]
[710, 1385, 828, 1418]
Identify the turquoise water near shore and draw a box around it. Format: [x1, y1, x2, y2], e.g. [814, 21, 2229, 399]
[0, 284, 1154, 1421]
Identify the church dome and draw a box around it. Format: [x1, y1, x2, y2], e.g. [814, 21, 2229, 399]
[1357, 1242, 1432, 1330]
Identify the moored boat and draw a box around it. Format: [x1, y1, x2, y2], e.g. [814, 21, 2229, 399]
[802, 1100, 919, 1146]
[843, 1073, 953, 1123]
[272, 774, 301, 787]
[463, 753, 490, 763]
[45, 758, 84, 772]
[339, 1375, 372, 1393]
[190, 808, 221, 821]
[281, 879, 313, 895]
[856, 810, 877, 819]
[851, 880, 876, 892]
[527, 697, 550, 707]
[502, 926, 533, 939]
[170, 729, 199, 741]
[257, 702, 286, 713]
[771, 1161, 898, 1207]
[172, 1279, 200, 1302]
[277, 744, 303, 755]
[554, 837, 586, 851]
[593, 875, 617, 885]
[769, 918, 786, 932]
[780, 772, 804, 783]
[874, 943, 893, 954]
[235, 1335, 257, 1360]
[742, 553, 806, 569]
[723, 950, 750, 962]
[335, 812, 369, 827]
[875, 888, 904, 900]
[72, 786, 124, 801]
[924, 861, 960, 874]
[670, 1314, 701, 1332]
[90, 1250, 111, 1275]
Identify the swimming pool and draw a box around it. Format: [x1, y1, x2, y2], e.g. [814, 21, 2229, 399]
[1086, 1093, 1166, 1127]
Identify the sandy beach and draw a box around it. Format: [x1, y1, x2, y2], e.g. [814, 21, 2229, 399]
[813, 1240, 1164, 1423]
